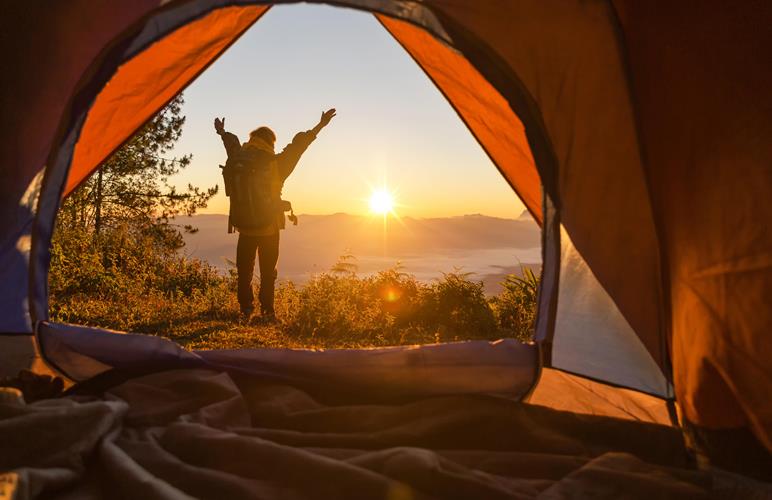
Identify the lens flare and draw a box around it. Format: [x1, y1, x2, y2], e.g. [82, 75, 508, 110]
[383, 287, 400, 302]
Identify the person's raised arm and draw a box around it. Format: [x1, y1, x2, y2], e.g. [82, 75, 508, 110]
[214, 116, 241, 158]
[311, 108, 336, 137]
[277, 108, 337, 180]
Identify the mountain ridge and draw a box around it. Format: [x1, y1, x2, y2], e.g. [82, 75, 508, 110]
[177, 213, 540, 294]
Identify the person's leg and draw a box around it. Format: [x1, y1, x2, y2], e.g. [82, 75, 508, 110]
[257, 232, 280, 316]
[236, 234, 259, 316]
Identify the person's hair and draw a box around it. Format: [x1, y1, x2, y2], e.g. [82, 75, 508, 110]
[249, 126, 276, 144]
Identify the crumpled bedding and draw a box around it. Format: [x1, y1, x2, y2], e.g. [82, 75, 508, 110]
[0, 368, 763, 499]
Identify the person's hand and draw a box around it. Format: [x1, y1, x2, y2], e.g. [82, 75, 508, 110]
[214, 117, 225, 135]
[319, 108, 336, 127]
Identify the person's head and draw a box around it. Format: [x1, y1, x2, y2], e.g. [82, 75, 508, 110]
[249, 126, 276, 148]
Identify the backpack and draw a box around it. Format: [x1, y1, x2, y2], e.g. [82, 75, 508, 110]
[220, 146, 279, 233]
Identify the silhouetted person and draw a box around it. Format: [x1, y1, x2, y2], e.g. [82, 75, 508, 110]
[215, 109, 336, 322]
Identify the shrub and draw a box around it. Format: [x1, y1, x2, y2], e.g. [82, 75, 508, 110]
[490, 266, 539, 342]
[48, 221, 236, 332]
[49, 233, 539, 349]
[280, 272, 395, 345]
[368, 266, 423, 327]
[415, 271, 498, 342]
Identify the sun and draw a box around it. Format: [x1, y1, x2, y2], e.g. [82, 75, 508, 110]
[369, 189, 394, 215]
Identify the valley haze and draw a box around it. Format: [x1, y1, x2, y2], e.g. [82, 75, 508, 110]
[178, 212, 541, 294]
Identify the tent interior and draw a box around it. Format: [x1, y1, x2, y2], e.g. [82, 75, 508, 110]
[1, 0, 770, 497]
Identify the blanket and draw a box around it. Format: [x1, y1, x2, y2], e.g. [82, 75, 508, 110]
[0, 368, 766, 499]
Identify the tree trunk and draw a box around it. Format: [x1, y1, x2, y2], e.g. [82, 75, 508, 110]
[94, 168, 103, 235]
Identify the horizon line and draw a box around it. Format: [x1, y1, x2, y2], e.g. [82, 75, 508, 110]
[176, 211, 534, 220]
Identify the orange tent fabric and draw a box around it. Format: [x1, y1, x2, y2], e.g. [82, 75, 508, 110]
[64, 6, 268, 195]
[613, 0, 772, 449]
[528, 368, 671, 425]
[0, 1, 167, 236]
[377, 15, 541, 223]
[421, 0, 666, 373]
[3, 0, 768, 458]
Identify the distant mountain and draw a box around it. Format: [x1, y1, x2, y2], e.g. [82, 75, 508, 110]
[176, 213, 541, 294]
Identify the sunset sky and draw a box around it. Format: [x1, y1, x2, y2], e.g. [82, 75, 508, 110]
[169, 4, 527, 219]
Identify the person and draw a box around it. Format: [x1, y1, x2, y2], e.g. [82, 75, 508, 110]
[214, 109, 336, 322]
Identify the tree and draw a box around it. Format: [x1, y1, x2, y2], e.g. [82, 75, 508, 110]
[57, 95, 217, 249]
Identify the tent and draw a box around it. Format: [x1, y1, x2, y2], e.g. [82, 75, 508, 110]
[1, 0, 770, 493]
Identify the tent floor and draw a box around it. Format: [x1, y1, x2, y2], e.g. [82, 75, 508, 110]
[2, 367, 769, 499]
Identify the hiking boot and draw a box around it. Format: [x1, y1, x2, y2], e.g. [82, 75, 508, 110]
[255, 312, 279, 326]
[239, 307, 254, 324]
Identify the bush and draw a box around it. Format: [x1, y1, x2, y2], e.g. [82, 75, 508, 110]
[280, 272, 395, 345]
[490, 266, 539, 342]
[49, 231, 539, 349]
[49, 222, 237, 333]
[415, 271, 498, 342]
